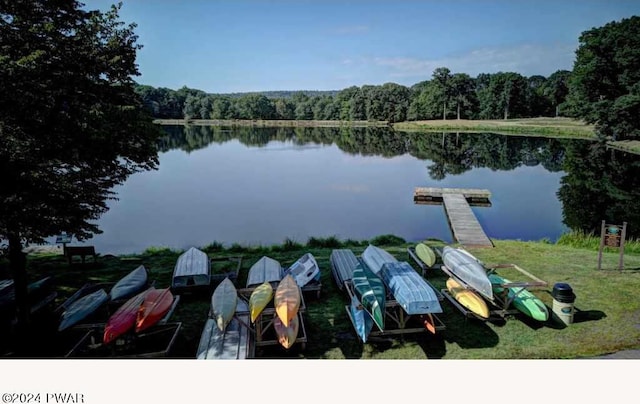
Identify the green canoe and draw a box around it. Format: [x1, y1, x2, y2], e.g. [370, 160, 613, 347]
[352, 259, 386, 331]
[489, 273, 549, 322]
[415, 243, 436, 268]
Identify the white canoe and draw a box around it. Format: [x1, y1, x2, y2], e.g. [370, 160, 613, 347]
[285, 253, 320, 288]
[197, 299, 251, 359]
[246, 256, 283, 288]
[441, 246, 493, 301]
[362, 244, 398, 276]
[211, 278, 238, 331]
[109, 265, 148, 301]
[172, 247, 211, 289]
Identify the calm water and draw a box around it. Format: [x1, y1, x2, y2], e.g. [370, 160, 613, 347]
[70, 126, 640, 254]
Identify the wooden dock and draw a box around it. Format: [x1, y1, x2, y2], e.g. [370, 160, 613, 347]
[414, 187, 493, 248]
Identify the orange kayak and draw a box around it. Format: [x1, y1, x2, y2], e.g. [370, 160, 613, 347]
[274, 314, 299, 349]
[135, 288, 174, 333]
[103, 288, 151, 344]
[274, 275, 300, 327]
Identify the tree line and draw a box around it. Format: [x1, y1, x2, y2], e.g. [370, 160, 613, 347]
[134, 68, 571, 123]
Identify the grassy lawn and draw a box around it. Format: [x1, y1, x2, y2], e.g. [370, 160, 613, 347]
[11, 235, 640, 359]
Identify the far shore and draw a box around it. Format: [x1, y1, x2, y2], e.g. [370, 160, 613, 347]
[153, 117, 640, 154]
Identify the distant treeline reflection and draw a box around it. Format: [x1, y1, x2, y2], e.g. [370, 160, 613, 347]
[157, 125, 640, 239]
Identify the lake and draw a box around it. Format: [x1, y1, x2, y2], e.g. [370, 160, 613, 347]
[73, 126, 640, 254]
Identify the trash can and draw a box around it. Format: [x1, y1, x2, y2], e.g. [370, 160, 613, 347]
[552, 283, 576, 325]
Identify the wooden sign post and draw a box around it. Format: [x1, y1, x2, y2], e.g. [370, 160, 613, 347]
[597, 221, 627, 270]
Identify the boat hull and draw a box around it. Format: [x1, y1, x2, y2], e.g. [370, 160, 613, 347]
[274, 275, 300, 327]
[362, 244, 398, 276]
[58, 289, 108, 332]
[415, 243, 436, 268]
[329, 249, 359, 289]
[197, 299, 250, 359]
[285, 253, 320, 288]
[246, 256, 282, 288]
[442, 246, 493, 301]
[172, 247, 211, 289]
[352, 259, 386, 331]
[211, 278, 238, 331]
[349, 296, 373, 343]
[274, 314, 299, 349]
[249, 282, 273, 323]
[135, 288, 174, 333]
[109, 265, 148, 301]
[103, 288, 151, 344]
[446, 277, 490, 319]
[381, 262, 442, 315]
[489, 274, 549, 322]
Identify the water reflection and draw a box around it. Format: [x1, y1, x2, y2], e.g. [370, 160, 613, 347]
[79, 126, 640, 254]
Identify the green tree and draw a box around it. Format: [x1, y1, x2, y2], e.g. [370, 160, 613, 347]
[449, 73, 477, 119]
[0, 1, 161, 327]
[543, 70, 571, 117]
[566, 16, 640, 140]
[432, 67, 453, 119]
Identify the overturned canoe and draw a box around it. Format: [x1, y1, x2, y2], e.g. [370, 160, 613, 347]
[274, 274, 300, 327]
[381, 262, 442, 315]
[352, 259, 386, 331]
[362, 244, 398, 276]
[172, 247, 211, 290]
[442, 246, 493, 301]
[349, 295, 374, 343]
[489, 273, 549, 322]
[274, 314, 299, 349]
[58, 288, 108, 332]
[285, 253, 320, 288]
[330, 249, 359, 289]
[246, 256, 282, 288]
[249, 281, 273, 323]
[103, 288, 152, 344]
[135, 288, 174, 333]
[109, 265, 148, 301]
[446, 277, 490, 319]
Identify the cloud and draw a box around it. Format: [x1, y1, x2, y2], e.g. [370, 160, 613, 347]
[370, 43, 577, 79]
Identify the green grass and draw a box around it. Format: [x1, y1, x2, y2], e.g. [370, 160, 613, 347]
[8, 235, 640, 359]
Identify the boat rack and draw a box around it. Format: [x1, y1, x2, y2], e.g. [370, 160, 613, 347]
[64, 322, 182, 358]
[236, 287, 308, 352]
[440, 263, 547, 320]
[342, 280, 445, 342]
[210, 255, 243, 285]
[406, 246, 443, 276]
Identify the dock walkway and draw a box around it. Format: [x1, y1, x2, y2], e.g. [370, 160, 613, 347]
[414, 187, 493, 248]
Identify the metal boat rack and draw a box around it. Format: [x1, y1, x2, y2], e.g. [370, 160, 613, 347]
[236, 286, 308, 352]
[342, 279, 445, 342]
[440, 263, 548, 320]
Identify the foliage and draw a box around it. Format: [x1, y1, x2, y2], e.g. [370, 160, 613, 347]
[0, 0, 161, 324]
[566, 16, 640, 140]
[369, 234, 406, 245]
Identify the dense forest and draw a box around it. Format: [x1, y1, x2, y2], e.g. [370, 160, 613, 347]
[134, 68, 571, 123]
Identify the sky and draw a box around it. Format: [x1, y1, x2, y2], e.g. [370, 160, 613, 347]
[82, 0, 640, 93]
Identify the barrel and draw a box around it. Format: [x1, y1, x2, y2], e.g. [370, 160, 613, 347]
[551, 283, 576, 325]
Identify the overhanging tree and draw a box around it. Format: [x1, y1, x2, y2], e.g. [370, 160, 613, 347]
[566, 16, 640, 140]
[0, 0, 161, 327]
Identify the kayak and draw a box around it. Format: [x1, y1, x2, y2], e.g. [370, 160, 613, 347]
[489, 273, 549, 322]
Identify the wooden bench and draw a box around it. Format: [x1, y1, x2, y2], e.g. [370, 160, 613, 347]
[64, 246, 97, 265]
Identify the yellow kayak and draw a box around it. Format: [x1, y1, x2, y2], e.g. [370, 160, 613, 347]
[249, 281, 273, 323]
[274, 314, 299, 349]
[446, 277, 490, 319]
[274, 274, 300, 327]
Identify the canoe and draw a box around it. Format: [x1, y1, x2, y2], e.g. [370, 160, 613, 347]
[103, 288, 151, 344]
[362, 244, 398, 276]
[380, 262, 443, 315]
[211, 278, 238, 331]
[489, 273, 549, 322]
[197, 299, 251, 359]
[446, 277, 490, 319]
[109, 265, 148, 301]
[249, 281, 273, 323]
[441, 246, 493, 301]
[285, 253, 320, 288]
[352, 259, 385, 331]
[135, 287, 174, 333]
[415, 243, 436, 268]
[273, 274, 300, 327]
[273, 314, 299, 349]
[58, 288, 108, 331]
[171, 247, 211, 289]
[329, 249, 359, 289]
[0, 276, 54, 310]
[246, 256, 282, 288]
[349, 295, 374, 343]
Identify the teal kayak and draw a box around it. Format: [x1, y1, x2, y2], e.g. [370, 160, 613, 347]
[489, 273, 549, 321]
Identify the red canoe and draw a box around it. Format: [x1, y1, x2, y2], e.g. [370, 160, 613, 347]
[103, 288, 151, 344]
[135, 288, 174, 333]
